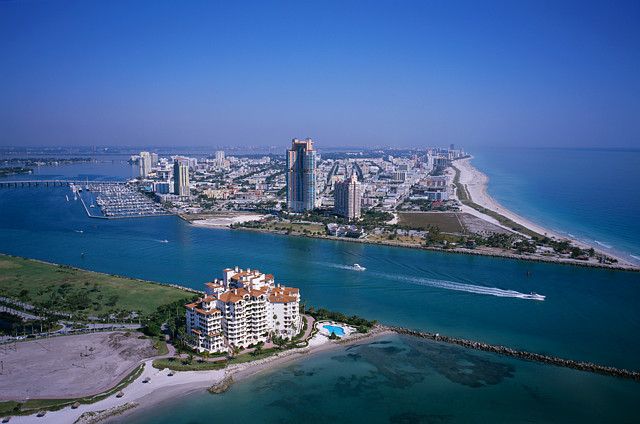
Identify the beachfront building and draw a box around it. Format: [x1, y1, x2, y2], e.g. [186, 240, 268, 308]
[186, 267, 302, 353]
[173, 157, 190, 197]
[334, 173, 362, 220]
[286, 138, 316, 212]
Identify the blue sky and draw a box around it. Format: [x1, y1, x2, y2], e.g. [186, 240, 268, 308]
[1, 0, 639, 148]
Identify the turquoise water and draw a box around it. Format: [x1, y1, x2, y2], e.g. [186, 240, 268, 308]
[473, 147, 640, 265]
[115, 334, 640, 424]
[1, 156, 639, 422]
[323, 325, 345, 337]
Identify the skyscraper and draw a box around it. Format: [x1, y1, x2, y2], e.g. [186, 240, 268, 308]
[173, 157, 190, 197]
[139, 151, 152, 177]
[286, 138, 316, 212]
[334, 173, 362, 220]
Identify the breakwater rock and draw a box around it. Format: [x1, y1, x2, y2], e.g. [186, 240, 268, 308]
[208, 375, 234, 394]
[388, 326, 640, 381]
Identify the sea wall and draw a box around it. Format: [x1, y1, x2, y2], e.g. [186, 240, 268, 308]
[388, 326, 640, 381]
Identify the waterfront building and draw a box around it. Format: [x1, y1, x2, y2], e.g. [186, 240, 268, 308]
[186, 267, 302, 353]
[139, 151, 152, 177]
[173, 157, 190, 197]
[152, 181, 170, 194]
[334, 174, 362, 220]
[286, 138, 316, 212]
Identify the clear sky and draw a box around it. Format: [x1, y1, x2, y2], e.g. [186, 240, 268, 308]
[1, 0, 639, 148]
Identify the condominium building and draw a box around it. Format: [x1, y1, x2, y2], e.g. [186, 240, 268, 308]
[186, 267, 302, 353]
[286, 138, 316, 212]
[334, 173, 362, 220]
[173, 157, 190, 197]
[139, 151, 152, 177]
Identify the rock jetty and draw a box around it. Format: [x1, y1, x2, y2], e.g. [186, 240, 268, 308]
[388, 326, 640, 381]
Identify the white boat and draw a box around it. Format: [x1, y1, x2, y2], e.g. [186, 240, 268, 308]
[65, 195, 69, 202]
[352, 263, 366, 271]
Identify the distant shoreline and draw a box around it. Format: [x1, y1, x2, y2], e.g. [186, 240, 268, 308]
[451, 156, 636, 268]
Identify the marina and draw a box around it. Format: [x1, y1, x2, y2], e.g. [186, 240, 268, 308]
[71, 182, 171, 219]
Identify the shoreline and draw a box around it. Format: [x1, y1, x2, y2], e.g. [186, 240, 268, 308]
[451, 157, 636, 267]
[235, 225, 640, 272]
[7, 327, 392, 424]
[112, 327, 392, 423]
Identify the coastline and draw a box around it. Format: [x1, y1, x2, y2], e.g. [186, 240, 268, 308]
[451, 157, 635, 267]
[232, 225, 639, 272]
[8, 327, 392, 424]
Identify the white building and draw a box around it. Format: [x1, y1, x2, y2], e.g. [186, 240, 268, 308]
[334, 174, 362, 220]
[186, 267, 302, 353]
[139, 151, 152, 177]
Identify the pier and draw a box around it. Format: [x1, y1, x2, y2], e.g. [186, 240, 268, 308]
[388, 326, 640, 381]
[0, 180, 125, 189]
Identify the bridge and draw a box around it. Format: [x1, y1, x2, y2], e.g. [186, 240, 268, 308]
[0, 180, 126, 189]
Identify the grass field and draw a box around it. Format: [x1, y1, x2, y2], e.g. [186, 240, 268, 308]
[0, 254, 194, 318]
[398, 212, 466, 233]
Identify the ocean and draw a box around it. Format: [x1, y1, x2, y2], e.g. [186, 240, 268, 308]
[0, 152, 639, 422]
[472, 147, 640, 265]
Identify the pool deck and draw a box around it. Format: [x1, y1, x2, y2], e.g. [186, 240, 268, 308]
[315, 320, 356, 339]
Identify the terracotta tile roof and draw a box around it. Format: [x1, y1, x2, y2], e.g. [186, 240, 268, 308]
[218, 288, 250, 303]
[268, 294, 298, 303]
[185, 302, 198, 309]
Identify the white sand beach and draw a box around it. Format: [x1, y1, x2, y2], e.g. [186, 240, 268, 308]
[451, 157, 632, 265]
[8, 327, 391, 424]
[189, 213, 266, 228]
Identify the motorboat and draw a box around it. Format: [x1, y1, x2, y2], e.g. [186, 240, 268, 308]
[352, 263, 366, 271]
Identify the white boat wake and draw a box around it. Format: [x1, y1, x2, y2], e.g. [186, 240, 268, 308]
[380, 273, 546, 301]
[318, 261, 546, 301]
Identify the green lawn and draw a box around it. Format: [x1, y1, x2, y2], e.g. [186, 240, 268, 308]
[398, 212, 465, 233]
[0, 254, 194, 318]
[152, 357, 228, 371]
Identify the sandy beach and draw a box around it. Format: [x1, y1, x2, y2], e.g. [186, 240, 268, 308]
[188, 213, 267, 228]
[8, 326, 391, 424]
[451, 157, 633, 266]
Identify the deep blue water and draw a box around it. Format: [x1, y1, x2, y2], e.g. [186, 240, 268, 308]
[0, 155, 639, 422]
[473, 147, 640, 265]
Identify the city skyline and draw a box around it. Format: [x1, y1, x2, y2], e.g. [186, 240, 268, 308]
[1, 0, 639, 149]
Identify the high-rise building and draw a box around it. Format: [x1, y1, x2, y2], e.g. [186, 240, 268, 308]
[150, 152, 159, 166]
[186, 266, 302, 353]
[286, 138, 316, 212]
[334, 173, 362, 220]
[139, 151, 152, 177]
[173, 157, 190, 197]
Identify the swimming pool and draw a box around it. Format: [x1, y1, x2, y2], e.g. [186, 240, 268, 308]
[323, 324, 345, 337]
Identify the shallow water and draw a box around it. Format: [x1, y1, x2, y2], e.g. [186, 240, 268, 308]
[115, 334, 640, 424]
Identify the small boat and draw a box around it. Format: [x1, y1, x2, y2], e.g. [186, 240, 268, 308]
[160, 239, 169, 243]
[352, 263, 366, 271]
[66, 195, 69, 202]
[90, 204, 95, 208]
